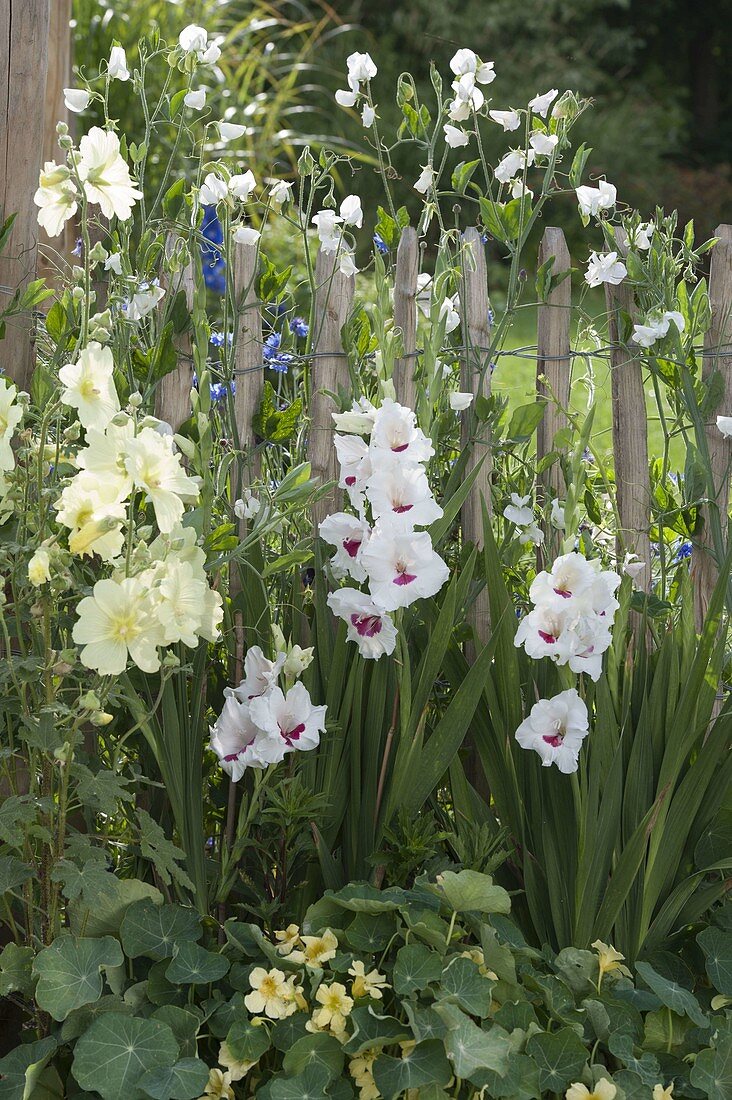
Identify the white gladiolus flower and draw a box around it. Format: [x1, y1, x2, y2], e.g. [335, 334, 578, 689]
[449, 391, 474, 411]
[340, 194, 363, 228]
[0, 380, 22, 473]
[108, 46, 130, 81]
[361, 526, 449, 611]
[179, 24, 208, 54]
[503, 493, 534, 527]
[550, 499, 566, 530]
[365, 462, 443, 527]
[233, 226, 260, 247]
[124, 427, 200, 533]
[717, 416, 732, 437]
[515, 689, 589, 773]
[414, 165, 435, 194]
[370, 400, 434, 461]
[347, 52, 377, 83]
[528, 89, 558, 117]
[575, 180, 617, 218]
[327, 589, 398, 659]
[73, 576, 163, 675]
[77, 127, 143, 221]
[105, 252, 123, 275]
[282, 645, 314, 680]
[229, 170, 256, 200]
[632, 310, 685, 348]
[268, 180, 292, 207]
[319, 512, 371, 581]
[228, 647, 286, 704]
[332, 398, 377, 434]
[218, 121, 247, 140]
[184, 89, 206, 110]
[362, 103, 375, 127]
[58, 342, 120, 431]
[488, 109, 521, 131]
[124, 281, 165, 321]
[444, 124, 469, 148]
[210, 695, 280, 779]
[199, 173, 228, 205]
[64, 88, 90, 113]
[34, 162, 78, 237]
[584, 251, 627, 288]
[28, 548, 52, 587]
[249, 681, 327, 754]
[529, 131, 559, 157]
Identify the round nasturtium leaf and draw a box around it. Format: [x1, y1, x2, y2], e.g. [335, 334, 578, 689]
[33, 935, 123, 1021]
[137, 1058, 210, 1100]
[120, 899, 201, 961]
[72, 1013, 179, 1100]
[164, 941, 229, 985]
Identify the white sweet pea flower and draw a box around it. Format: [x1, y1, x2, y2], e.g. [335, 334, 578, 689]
[319, 513, 371, 582]
[233, 226, 260, 247]
[124, 281, 165, 321]
[268, 180, 292, 207]
[510, 179, 533, 200]
[451, 73, 484, 113]
[528, 89, 558, 117]
[449, 49, 495, 84]
[229, 170, 256, 200]
[340, 194, 363, 228]
[576, 180, 616, 218]
[108, 46, 130, 81]
[550, 499, 566, 530]
[64, 88, 90, 113]
[234, 489, 261, 520]
[439, 295, 460, 334]
[622, 552, 647, 582]
[179, 25, 208, 54]
[327, 589, 398, 659]
[199, 172, 228, 205]
[335, 88, 358, 107]
[73, 576, 162, 675]
[414, 165, 435, 194]
[77, 127, 143, 221]
[444, 124, 469, 148]
[585, 251, 627, 288]
[629, 222, 654, 250]
[494, 149, 534, 184]
[503, 493, 534, 527]
[184, 89, 206, 110]
[717, 416, 732, 438]
[519, 523, 545, 546]
[218, 121, 247, 140]
[312, 209, 344, 251]
[347, 52, 377, 83]
[361, 527, 449, 611]
[515, 689, 589, 773]
[449, 391, 474, 411]
[104, 252, 123, 275]
[362, 103, 375, 127]
[632, 310, 685, 348]
[488, 109, 521, 131]
[338, 247, 358, 278]
[59, 342, 120, 432]
[34, 162, 78, 237]
[201, 41, 222, 65]
[529, 131, 559, 157]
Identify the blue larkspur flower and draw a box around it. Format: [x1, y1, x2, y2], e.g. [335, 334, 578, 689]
[210, 380, 235, 402]
[72, 238, 83, 258]
[373, 232, 388, 255]
[201, 205, 226, 295]
[263, 332, 282, 359]
[289, 316, 309, 338]
[268, 353, 294, 374]
[210, 331, 233, 348]
[676, 541, 692, 560]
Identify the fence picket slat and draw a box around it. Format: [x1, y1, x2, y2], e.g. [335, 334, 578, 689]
[605, 228, 651, 592]
[536, 227, 572, 511]
[232, 240, 264, 477]
[459, 227, 492, 644]
[40, 0, 72, 280]
[0, 0, 51, 392]
[155, 235, 195, 430]
[393, 226, 418, 410]
[693, 222, 732, 629]
[309, 247, 354, 529]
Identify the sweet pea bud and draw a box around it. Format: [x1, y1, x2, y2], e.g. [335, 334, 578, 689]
[71, 286, 85, 301]
[297, 146, 315, 177]
[89, 241, 108, 264]
[551, 90, 580, 122]
[88, 310, 113, 342]
[90, 710, 114, 727]
[162, 650, 180, 668]
[72, 265, 85, 281]
[62, 422, 80, 442]
[128, 391, 143, 408]
[173, 433, 196, 460]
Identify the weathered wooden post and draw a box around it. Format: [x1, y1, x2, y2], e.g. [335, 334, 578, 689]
[308, 247, 354, 529]
[536, 227, 572, 514]
[459, 227, 492, 644]
[604, 228, 652, 593]
[693, 223, 732, 629]
[155, 235, 196, 430]
[0, 0, 51, 390]
[393, 226, 418, 410]
[39, 0, 73, 278]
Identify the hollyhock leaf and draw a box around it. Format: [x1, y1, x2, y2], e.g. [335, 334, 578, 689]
[138, 1058, 210, 1100]
[439, 956, 494, 1017]
[282, 1034, 344, 1081]
[0, 1038, 57, 1100]
[69, 877, 163, 939]
[526, 1027, 588, 1092]
[393, 944, 443, 995]
[698, 926, 732, 996]
[635, 961, 707, 1026]
[121, 899, 202, 960]
[372, 1039, 452, 1100]
[437, 869, 511, 915]
[33, 935, 123, 1021]
[0, 942, 34, 997]
[0, 854, 33, 895]
[343, 1006, 411, 1055]
[73, 1014, 179, 1100]
[165, 942, 229, 985]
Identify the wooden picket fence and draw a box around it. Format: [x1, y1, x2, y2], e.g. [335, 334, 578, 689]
[1, 0, 730, 642]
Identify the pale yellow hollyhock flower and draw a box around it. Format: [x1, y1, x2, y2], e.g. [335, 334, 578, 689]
[244, 967, 295, 1020]
[198, 1068, 234, 1100]
[124, 427, 199, 534]
[217, 1041, 256, 1082]
[653, 1086, 674, 1100]
[566, 1080, 617, 1100]
[59, 343, 120, 431]
[274, 923, 301, 955]
[349, 1049, 380, 1100]
[0, 378, 23, 472]
[348, 960, 389, 1000]
[55, 476, 126, 561]
[77, 127, 142, 221]
[72, 576, 162, 675]
[289, 929, 338, 967]
[34, 162, 78, 237]
[309, 982, 353, 1035]
[27, 548, 51, 587]
[591, 940, 631, 988]
[75, 418, 135, 500]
